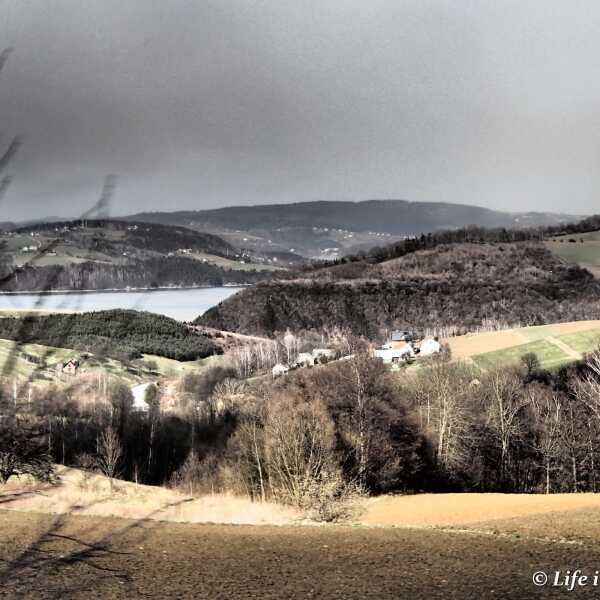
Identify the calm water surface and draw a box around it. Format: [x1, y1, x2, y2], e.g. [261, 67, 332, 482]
[0, 287, 241, 321]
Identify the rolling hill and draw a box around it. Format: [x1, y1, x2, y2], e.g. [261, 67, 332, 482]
[0, 309, 221, 362]
[0, 220, 278, 292]
[197, 241, 600, 338]
[125, 200, 578, 258]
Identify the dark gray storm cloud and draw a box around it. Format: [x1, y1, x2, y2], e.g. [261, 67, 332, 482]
[1, 1, 599, 220]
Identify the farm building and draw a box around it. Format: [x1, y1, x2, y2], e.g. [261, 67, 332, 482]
[389, 330, 417, 344]
[375, 342, 415, 364]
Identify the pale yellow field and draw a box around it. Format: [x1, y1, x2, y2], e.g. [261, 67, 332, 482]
[0, 466, 300, 526]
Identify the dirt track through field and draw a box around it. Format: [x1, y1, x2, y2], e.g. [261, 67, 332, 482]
[546, 336, 583, 360]
[0, 510, 596, 599]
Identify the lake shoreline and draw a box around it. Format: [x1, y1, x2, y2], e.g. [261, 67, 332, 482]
[0, 283, 247, 296]
[0, 287, 242, 321]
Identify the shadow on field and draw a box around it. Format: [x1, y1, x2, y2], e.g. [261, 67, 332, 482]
[0, 493, 192, 599]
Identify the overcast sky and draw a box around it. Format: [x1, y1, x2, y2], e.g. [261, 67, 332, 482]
[1, 1, 599, 221]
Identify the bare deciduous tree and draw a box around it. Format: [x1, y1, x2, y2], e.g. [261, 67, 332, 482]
[96, 426, 122, 493]
[529, 386, 562, 494]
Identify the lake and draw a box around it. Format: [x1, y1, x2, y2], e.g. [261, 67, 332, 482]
[0, 287, 242, 321]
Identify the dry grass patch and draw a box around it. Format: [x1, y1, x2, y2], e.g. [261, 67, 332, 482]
[0, 466, 301, 526]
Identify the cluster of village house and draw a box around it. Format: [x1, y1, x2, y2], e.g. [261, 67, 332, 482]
[272, 330, 441, 377]
[373, 330, 441, 366]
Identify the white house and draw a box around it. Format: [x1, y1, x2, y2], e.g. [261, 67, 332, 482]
[419, 338, 441, 356]
[374, 343, 415, 364]
[272, 363, 289, 378]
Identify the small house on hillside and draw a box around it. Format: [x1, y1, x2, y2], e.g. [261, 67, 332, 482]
[56, 359, 79, 376]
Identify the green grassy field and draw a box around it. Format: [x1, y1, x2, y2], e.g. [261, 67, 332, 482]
[0, 339, 210, 384]
[545, 231, 600, 276]
[472, 326, 600, 371]
[0, 339, 78, 379]
[473, 338, 572, 371]
[556, 329, 600, 353]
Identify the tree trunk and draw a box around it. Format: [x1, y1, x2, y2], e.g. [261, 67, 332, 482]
[252, 424, 266, 503]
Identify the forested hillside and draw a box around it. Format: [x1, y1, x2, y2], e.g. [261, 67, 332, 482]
[0, 256, 269, 292]
[198, 242, 600, 337]
[0, 310, 219, 361]
[15, 219, 236, 257]
[0, 220, 276, 291]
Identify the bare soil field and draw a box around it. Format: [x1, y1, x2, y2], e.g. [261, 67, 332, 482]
[360, 492, 600, 528]
[1, 509, 597, 599]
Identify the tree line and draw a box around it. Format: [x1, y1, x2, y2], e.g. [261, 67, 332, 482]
[3, 345, 600, 519]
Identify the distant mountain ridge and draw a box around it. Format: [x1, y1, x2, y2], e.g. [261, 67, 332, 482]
[123, 200, 579, 258]
[125, 200, 577, 234]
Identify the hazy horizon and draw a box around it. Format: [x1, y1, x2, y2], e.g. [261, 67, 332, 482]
[2, 1, 600, 220]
